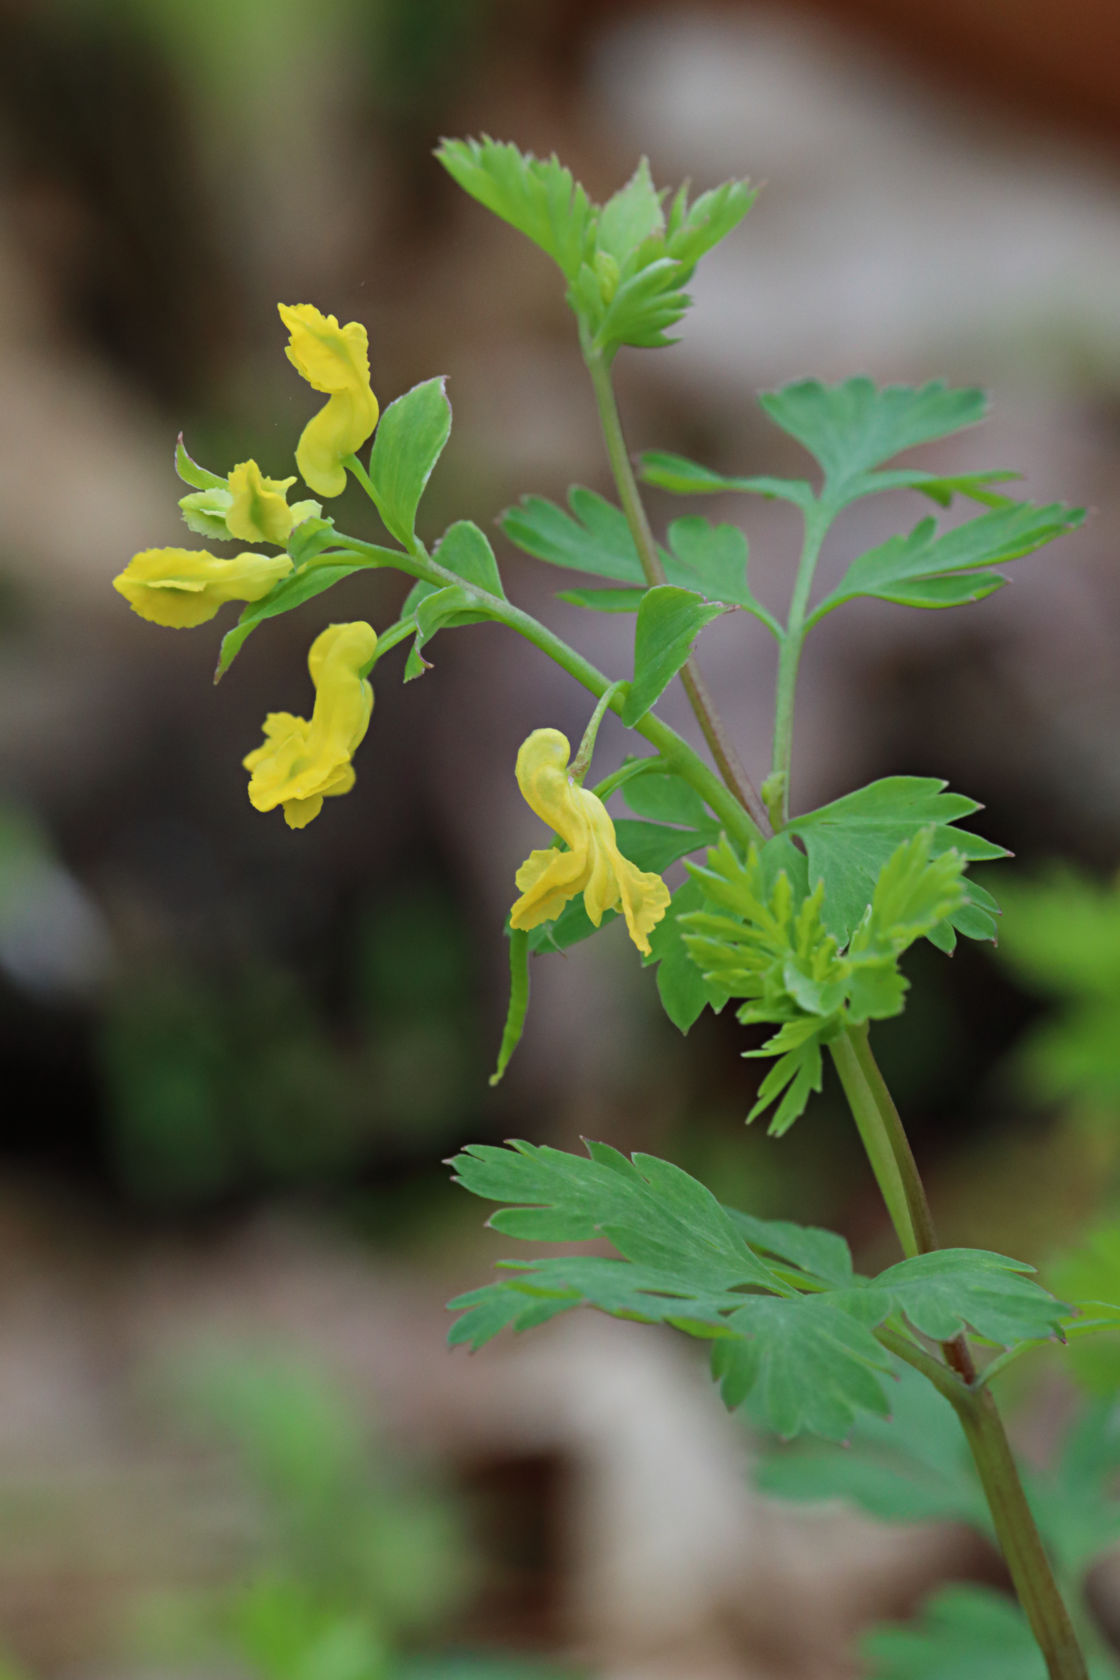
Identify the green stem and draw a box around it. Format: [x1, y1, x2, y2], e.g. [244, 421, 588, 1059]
[584, 349, 772, 838]
[828, 1028, 921, 1260]
[953, 1387, 1089, 1680]
[769, 501, 830, 827]
[834, 1023, 1087, 1679]
[840, 1023, 939, 1255]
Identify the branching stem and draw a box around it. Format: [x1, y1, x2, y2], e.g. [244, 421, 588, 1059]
[769, 499, 831, 827]
[584, 349, 772, 838]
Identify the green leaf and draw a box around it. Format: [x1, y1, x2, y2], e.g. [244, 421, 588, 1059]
[1031, 1399, 1120, 1577]
[404, 583, 490, 682]
[863, 1585, 1053, 1680]
[757, 1356, 988, 1526]
[813, 502, 1085, 621]
[852, 466, 1020, 508]
[760, 377, 988, 492]
[434, 519, 505, 598]
[638, 449, 814, 509]
[744, 1037, 826, 1136]
[448, 1141, 903, 1439]
[435, 137, 594, 281]
[621, 768, 711, 828]
[645, 875, 728, 1033]
[489, 928, 530, 1087]
[665, 517, 781, 634]
[214, 549, 399, 681]
[287, 516, 337, 567]
[664, 178, 756, 265]
[500, 487, 657, 583]
[367, 376, 452, 547]
[595, 156, 664, 262]
[786, 777, 1008, 944]
[584, 255, 692, 353]
[179, 487, 232, 540]
[622, 585, 727, 724]
[682, 829, 970, 1131]
[725, 1208, 853, 1287]
[712, 1295, 893, 1440]
[1049, 1222, 1120, 1396]
[175, 433, 226, 491]
[450, 1140, 781, 1289]
[850, 1249, 1067, 1348]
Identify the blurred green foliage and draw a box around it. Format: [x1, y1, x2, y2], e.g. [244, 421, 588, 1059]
[156, 1349, 575, 1680]
[97, 882, 482, 1207]
[998, 870, 1120, 1112]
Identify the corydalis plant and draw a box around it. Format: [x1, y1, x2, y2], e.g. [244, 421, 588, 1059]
[112, 141, 1098, 1679]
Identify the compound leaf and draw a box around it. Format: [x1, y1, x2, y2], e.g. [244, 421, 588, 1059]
[447, 1142, 910, 1440]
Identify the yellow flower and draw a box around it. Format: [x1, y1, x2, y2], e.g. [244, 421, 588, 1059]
[243, 621, 377, 829]
[278, 303, 379, 499]
[113, 547, 293, 628]
[178, 459, 320, 545]
[510, 728, 671, 955]
[226, 459, 321, 545]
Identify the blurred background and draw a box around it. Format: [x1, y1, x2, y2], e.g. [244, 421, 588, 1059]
[3, 1, 1120, 1676]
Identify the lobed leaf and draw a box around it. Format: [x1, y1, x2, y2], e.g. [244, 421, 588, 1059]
[848, 1249, 1068, 1348]
[435, 137, 594, 281]
[760, 377, 987, 493]
[814, 501, 1084, 621]
[595, 157, 665, 262]
[786, 777, 1008, 945]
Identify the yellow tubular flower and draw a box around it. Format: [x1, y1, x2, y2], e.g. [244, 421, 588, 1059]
[243, 621, 377, 829]
[113, 547, 293, 628]
[225, 460, 299, 545]
[278, 303, 380, 499]
[510, 728, 672, 956]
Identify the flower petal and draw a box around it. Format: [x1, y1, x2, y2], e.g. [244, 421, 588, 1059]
[509, 727, 670, 953]
[114, 547, 292, 628]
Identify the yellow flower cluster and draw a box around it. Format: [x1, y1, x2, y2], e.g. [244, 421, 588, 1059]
[112, 304, 382, 826]
[510, 729, 671, 954]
